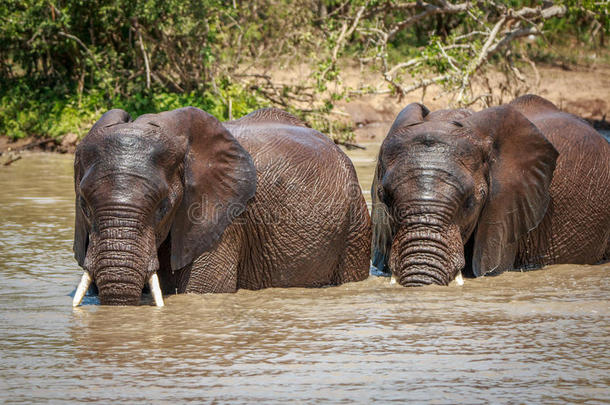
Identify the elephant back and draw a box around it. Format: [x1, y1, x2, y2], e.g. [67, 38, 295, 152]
[227, 108, 307, 128]
[511, 95, 610, 266]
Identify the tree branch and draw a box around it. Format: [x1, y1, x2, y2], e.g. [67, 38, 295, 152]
[136, 28, 151, 89]
[58, 31, 99, 70]
[387, 1, 472, 41]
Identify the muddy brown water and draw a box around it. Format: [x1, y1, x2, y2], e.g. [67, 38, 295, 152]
[0, 144, 608, 404]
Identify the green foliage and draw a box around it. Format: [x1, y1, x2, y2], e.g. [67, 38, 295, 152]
[543, 0, 609, 47]
[0, 80, 99, 139]
[0, 0, 310, 140]
[113, 81, 267, 124]
[0, 78, 265, 140]
[0, 0, 606, 141]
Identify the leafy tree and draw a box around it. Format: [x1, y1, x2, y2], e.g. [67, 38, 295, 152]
[0, 0, 606, 141]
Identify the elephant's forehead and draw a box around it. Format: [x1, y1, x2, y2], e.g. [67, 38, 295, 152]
[387, 122, 483, 155]
[97, 126, 163, 151]
[382, 125, 487, 176]
[78, 158, 168, 204]
[78, 125, 182, 169]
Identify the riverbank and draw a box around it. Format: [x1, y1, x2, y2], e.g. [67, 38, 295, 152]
[1, 62, 608, 156]
[342, 62, 610, 143]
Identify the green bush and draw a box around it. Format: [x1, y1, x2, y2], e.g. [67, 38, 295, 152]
[0, 0, 606, 141]
[0, 78, 266, 140]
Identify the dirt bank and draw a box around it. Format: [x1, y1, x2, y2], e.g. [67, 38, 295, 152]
[0, 133, 78, 164]
[1, 62, 608, 156]
[338, 63, 610, 142]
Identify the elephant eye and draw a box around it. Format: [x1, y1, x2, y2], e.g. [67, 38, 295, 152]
[79, 197, 92, 219]
[379, 184, 393, 206]
[155, 197, 170, 223]
[463, 195, 475, 210]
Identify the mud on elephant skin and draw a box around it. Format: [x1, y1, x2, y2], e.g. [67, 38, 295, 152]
[371, 94, 610, 287]
[72, 107, 371, 306]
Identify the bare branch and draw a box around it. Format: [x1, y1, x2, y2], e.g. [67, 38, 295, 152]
[324, 2, 368, 77]
[400, 74, 451, 94]
[512, 4, 567, 20]
[58, 31, 100, 70]
[387, 1, 472, 41]
[471, 16, 508, 73]
[436, 41, 459, 72]
[386, 58, 422, 77]
[136, 28, 151, 90]
[355, 1, 569, 106]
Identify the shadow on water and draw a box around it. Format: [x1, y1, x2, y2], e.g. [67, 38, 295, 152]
[0, 150, 608, 403]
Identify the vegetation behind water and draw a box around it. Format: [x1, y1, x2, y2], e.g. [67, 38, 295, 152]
[1, 0, 607, 142]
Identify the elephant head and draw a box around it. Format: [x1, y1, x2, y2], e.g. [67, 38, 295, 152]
[371, 103, 558, 286]
[72, 107, 256, 306]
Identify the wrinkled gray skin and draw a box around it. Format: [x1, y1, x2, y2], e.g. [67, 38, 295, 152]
[74, 107, 371, 305]
[372, 94, 610, 286]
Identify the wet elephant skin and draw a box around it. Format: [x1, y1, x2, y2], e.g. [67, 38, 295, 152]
[74, 107, 371, 305]
[371, 94, 609, 286]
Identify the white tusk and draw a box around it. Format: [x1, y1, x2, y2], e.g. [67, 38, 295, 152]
[453, 270, 464, 286]
[390, 276, 397, 285]
[72, 271, 92, 307]
[148, 273, 164, 307]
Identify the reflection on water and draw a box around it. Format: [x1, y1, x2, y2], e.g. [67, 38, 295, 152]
[0, 149, 608, 403]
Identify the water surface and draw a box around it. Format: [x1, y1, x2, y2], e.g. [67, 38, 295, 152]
[0, 147, 608, 403]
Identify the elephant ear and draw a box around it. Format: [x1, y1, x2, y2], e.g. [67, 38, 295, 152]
[153, 107, 257, 271]
[73, 109, 132, 266]
[73, 193, 89, 267]
[462, 105, 558, 277]
[370, 159, 392, 275]
[89, 109, 132, 133]
[388, 103, 430, 133]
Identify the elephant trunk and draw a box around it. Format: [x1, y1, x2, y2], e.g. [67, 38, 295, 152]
[94, 245, 149, 305]
[389, 222, 465, 287]
[87, 210, 160, 306]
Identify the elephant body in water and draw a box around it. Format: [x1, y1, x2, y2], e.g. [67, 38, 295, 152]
[73, 107, 371, 305]
[372, 94, 609, 286]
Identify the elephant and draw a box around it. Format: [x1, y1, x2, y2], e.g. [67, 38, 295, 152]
[371, 94, 609, 286]
[72, 107, 371, 306]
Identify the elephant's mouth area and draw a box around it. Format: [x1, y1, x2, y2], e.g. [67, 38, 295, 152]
[99, 284, 152, 306]
[389, 238, 457, 286]
[100, 294, 142, 306]
[389, 222, 466, 288]
[395, 267, 450, 286]
[80, 280, 154, 306]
